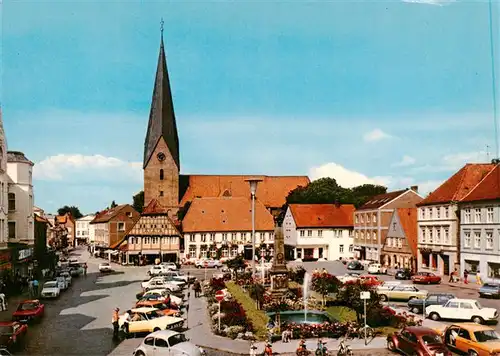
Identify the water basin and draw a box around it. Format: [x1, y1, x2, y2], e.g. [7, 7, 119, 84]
[267, 310, 334, 325]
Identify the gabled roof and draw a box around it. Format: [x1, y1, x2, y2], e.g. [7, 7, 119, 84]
[143, 37, 179, 169]
[142, 199, 169, 215]
[460, 164, 500, 202]
[289, 204, 354, 228]
[55, 213, 74, 225]
[417, 163, 496, 206]
[357, 189, 408, 210]
[35, 215, 52, 226]
[91, 204, 130, 224]
[179, 175, 310, 208]
[182, 197, 275, 233]
[396, 208, 418, 257]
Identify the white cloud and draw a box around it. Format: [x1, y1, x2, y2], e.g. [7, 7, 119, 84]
[401, 0, 456, 6]
[33, 154, 142, 183]
[417, 180, 444, 195]
[393, 155, 416, 167]
[363, 129, 392, 142]
[411, 150, 489, 173]
[308, 162, 390, 188]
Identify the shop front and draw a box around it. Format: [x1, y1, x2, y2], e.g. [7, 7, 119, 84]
[12, 246, 34, 278]
[0, 250, 12, 277]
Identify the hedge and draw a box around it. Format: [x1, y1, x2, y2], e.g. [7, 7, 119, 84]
[225, 281, 269, 340]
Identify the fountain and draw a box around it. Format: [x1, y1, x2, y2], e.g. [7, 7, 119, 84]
[303, 272, 310, 322]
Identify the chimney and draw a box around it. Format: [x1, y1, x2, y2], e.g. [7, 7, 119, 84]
[410, 185, 418, 192]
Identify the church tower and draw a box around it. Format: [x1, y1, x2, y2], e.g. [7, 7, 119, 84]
[143, 30, 180, 216]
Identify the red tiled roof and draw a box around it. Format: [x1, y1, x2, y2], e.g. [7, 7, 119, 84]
[91, 204, 129, 223]
[142, 199, 169, 215]
[289, 204, 355, 228]
[417, 163, 496, 206]
[460, 164, 500, 202]
[179, 175, 310, 208]
[396, 208, 418, 257]
[182, 197, 275, 233]
[358, 189, 408, 210]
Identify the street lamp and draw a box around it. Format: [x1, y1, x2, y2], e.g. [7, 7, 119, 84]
[245, 178, 262, 279]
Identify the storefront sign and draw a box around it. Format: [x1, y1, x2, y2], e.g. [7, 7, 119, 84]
[17, 248, 33, 262]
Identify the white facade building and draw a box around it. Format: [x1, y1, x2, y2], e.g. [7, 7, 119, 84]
[283, 204, 355, 261]
[76, 214, 95, 245]
[7, 151, 34, 245]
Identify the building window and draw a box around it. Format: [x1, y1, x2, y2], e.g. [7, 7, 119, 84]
[355, 231, 359, 240]
[421, 253, 430, 268]
[397, 238, 402, 248]
[487, 207, 494, 223]
[372, 231, 376, 240]
[339, 244, 344, 253]
[8, 221, 15, 239]
[7, 193, 15, 211]
[300, 230, 305, 237]
[231, 246, 238, 257]
[269, 233, 274, 241]
[159, 191, 164, 197]
[126, 212, 132, 218]
[355, 214, 359, 224]
[349, 244, 353, 252]
[372, 214, 376, 223]
[435, 228, 441, 244]
[360, 214, 364, 223]
[387, 238, 392, 247]
[429, 208, 433, 219]
[474, 231, 481, 248]
[436, 207, 441, 219]
[464, 208, 471, 223]
[444, 228, 450, 244]
[189, 235, 195, 242]
[429, 228, 433, 243]
[159, 169, 164, 180]
[445, 206, 449, 218]
[201, 234, 206, 242]
[464, 231, 471, 248]
[307, 230, 312, 237]
[419, 208, 424, 220]
[361, 231, 364, 240]
[188, 246, 196, 258]
[420, 227, 425, 243]
[209, 233, 215, 242]
[222, 233, 228, 241]
[117, 222, 125, 231]
[474, 208, 481, 223]
[221, 248, 229, 257]
[231, 233, 236, 241]
[486, 231, 493, 249]
[318, 230, 323, 237]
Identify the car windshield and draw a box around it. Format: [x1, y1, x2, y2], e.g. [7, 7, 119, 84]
[0, 326, 13, 335]
[18, 303, 37, 310]
[146, 311, 161, 319]
[474, 330, 500, 342]
[168, 333, 187, 346]
[484, 284, 500, 289]
[421, 334, 442, 345]
[44, 282, 57, 288]
[475, 301, 483, 309]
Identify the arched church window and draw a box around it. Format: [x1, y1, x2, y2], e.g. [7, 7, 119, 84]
[159, 169, 164, 180]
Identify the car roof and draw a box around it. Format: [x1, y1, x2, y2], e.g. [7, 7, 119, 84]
[405, 326, 439, 336]
[448, 298, 476, 303]
[130, 307, 159, 313]
[45, 280, 58, 284]
[450, 323, 494, 332]
[20, 299, 40, 304]
[147, 330, 180, 339]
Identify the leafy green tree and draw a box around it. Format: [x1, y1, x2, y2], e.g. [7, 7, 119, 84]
[110, 200, 118, 208]
[337, 281, 382, 323]
[311, 273, 341, 306]
[132, 191, 144, 213]
[57, 205, 83, 219]
[226, 255, 247, 279]
[248, 283, 266, 310]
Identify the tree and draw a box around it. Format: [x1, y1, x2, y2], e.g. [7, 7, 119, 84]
[177, 201, 191, 221]
[57, 205, 83, 219]
[337, 281, 382, 324]
[311, 273, 341, 306]
[110, 200, 118, 208]
[248, 283, 266, 310]
[132, 191, 144, 213]
[226, 255, 247, 280]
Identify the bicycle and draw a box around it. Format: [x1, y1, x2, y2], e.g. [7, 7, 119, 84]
[337, 338, 353, 356]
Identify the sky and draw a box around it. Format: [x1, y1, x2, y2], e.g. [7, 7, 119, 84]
[1, 0, 499, 214]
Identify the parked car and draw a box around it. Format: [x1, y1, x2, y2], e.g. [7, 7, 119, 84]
[12, 300, 45, 322]
[56, 276, 68, 291]
[118, 308, 184, 336]
[141, 278, 182, 292]
[60, 271, 72, 286]
[407, 293, 455, 314]
[426, 298, 498, 324]
[479, 283, 500, 299]
[149, 265, 170, 277]
[135, 300, 181, 317]
[395, 269, 413, 280]
[377, 284, 428, 302]
[412, 272, 442, 284]
[40, 281, 60, 299]
[163, 271, 193, 283]
[337, 273, 361, 284]
[387, 326, 450, 356]
[347, 261, 363, 271]
[0, 322, 28, 351]
[195, 259, 222, 269]
[99, 262, 113, 273]
[138, 290, 183, 307]
[133, 330, 205, 356]
[367, 263, 387, 274]
[442, 323, 500, 356]
[160, 262, 178, 271]
[358, 275, 383, 287]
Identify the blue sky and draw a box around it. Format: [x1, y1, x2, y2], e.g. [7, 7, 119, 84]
[1, 0, 499, 214]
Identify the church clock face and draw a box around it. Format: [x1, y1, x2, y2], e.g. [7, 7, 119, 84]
[157, 152, 166, 162]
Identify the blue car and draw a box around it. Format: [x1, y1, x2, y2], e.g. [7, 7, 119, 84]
[479, 283, 500, 298]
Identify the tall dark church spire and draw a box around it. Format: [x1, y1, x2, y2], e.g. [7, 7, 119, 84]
[143, 22, 180, 169]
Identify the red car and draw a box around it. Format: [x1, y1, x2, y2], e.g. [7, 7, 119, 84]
[359, 275, 383, 286]
[387, 326, 451, 356]
[12, 300, 45, 322]
[0, 322, 28, 351]
[411, 272, 441, 284]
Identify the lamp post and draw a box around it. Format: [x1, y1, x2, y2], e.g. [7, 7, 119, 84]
[245, 178, 262, 279]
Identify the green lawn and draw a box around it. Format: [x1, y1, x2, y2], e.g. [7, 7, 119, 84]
[325, 306, 357, 322]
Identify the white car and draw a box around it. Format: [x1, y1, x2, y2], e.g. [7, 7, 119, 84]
[60, 271, 72, 285]
[195, 259, 223, 269]
[40, 281, 60, 298]
[99, 262, 113, 273]
[56, 276, 68, 291]
[118, 308, 184, 335]
[426, 298, 499, 324]
[133, 330, 205, 356]
[367, 263, 387, 274]
[142, 289, 183, 307]
[337, 273, 361, 284]
[163, 271, 192, 283]
[160, 262, 178, 271]
[142, 278, 181, 293]
[149, 265, 170, 277]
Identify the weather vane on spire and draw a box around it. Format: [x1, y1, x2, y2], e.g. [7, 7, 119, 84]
[160, 18, 164, 35]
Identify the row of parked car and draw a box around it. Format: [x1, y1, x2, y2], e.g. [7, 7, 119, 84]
[110, 265, 205, 356]
[40, 259, 86, 298]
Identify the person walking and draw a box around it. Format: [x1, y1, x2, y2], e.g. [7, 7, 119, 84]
[476, 271, 483, 285]
[28, 278, 34, 298]
[464, 269, 469, 284]
[112, 307, 120, 339]
[83, 263, 88, 277]
[449, 269, 457, 283]
[32, 279, 39, 297]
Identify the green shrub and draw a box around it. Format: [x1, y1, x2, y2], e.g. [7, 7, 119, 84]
[225, 281, 269, 340]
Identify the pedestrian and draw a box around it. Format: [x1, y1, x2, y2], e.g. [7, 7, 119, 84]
[33, 279, 39, 297]
[83, 263, 88, 277]
[449, 269, 456, 283]
[28, 278, 34, 297]
[282, 329, 287, 342]
[476, 271, 482, 285]
[464, 269, 469, 284]
[193, 280, 201, 298]
[112, 307, 120, 339]
[122, 309, 131, 335]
